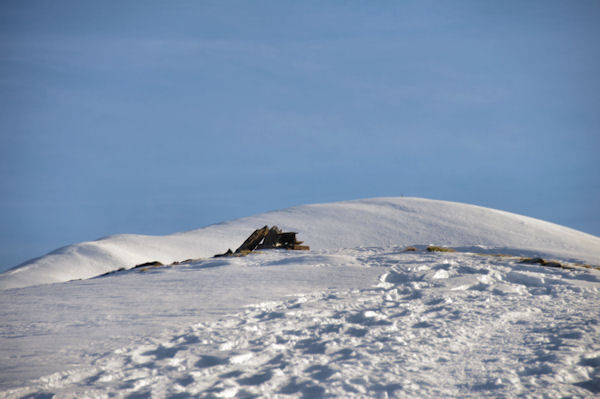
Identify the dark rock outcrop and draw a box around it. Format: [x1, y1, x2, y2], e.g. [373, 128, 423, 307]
[519, 257, 566, 268]
[133, 261, 164, 269]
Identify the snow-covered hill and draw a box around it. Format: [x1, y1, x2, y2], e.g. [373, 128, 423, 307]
[2, 197, 599, 290]
[1, 197, 599, 398]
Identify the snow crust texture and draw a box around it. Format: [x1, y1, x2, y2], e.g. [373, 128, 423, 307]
[2, 197, 600, 290]
[3, 248, 599, 398]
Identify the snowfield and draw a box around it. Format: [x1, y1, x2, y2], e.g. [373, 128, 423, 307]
[1, 197, 599, 398]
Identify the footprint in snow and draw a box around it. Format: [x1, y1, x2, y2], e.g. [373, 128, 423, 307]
[574, 355, 600, 394]
[141, 344, 179, 360]
[237, 370, 273, 386]
[195, 355, 228, 368]
[278, 378, 326, 397]
[305, 364, 336, 381]
[294, 338, 328, 355]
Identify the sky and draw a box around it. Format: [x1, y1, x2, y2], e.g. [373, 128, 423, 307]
[0, 1, 599, 271]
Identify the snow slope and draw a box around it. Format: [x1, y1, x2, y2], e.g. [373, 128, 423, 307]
[1, 248, 599, 398]
[1, 197, 599, 290]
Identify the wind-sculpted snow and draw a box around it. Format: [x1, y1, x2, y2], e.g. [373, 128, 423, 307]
[2, 197, 600, 289]
[2, 248, 599, 398]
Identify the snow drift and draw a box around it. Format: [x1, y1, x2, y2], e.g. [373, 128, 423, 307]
[1, 197, 599, 290]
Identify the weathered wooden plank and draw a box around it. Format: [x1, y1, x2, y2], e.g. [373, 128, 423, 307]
[277, 232, 298, 247]
[258, 226, 283, 248]
[235, 225, 269, 253]
[214, 249, 233, 258]
[215, 225, 309, 257]
[291, 245, 310, 251]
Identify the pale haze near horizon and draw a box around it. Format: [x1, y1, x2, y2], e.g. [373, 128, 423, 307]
[1, 1, 599, 271]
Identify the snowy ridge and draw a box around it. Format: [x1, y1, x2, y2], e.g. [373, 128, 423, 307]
[1, 197, 599, 290]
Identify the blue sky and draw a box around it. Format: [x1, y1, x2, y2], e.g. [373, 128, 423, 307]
[1, 1, 599, 271]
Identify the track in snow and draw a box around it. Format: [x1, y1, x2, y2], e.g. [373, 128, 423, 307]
[4, 248, 599, 398]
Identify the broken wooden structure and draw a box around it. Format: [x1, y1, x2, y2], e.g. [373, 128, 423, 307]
[214, 225, 309, 257]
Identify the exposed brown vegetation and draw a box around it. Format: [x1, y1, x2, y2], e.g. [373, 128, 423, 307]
[519, 257, 573, 270]
[426, 246, 456, 253]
